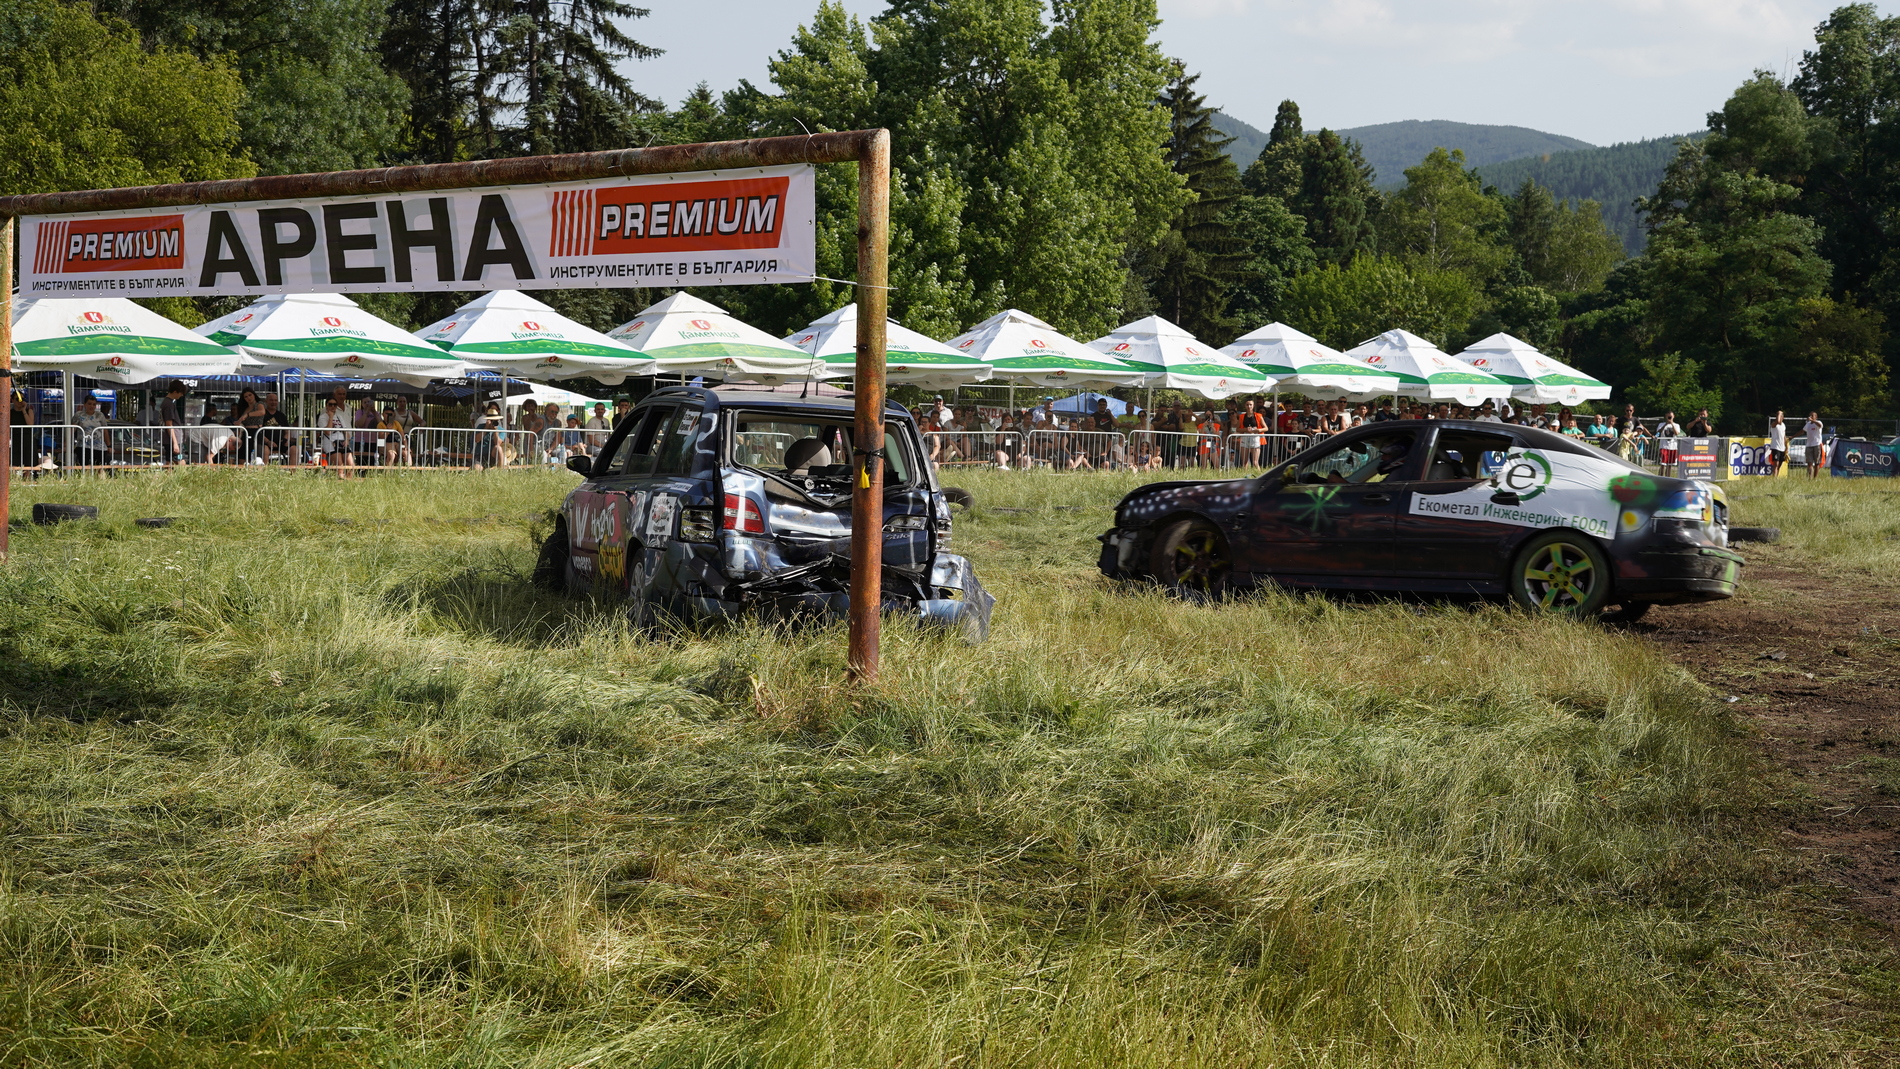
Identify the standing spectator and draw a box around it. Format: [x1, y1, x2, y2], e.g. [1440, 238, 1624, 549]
[473, 402, 504, 470]
[612, 398, 633, 427]
[351, 395, 379, 466]
[1276, 402, 1300, 434]
[1560, 414, 1586, 438]
[1032, 397, 1059, 430]
[1656, 410, 1683, 473]
[1804, 411, 1825, 477]
[1768, 410, 1788, 475]
[1089, 398, 1125, 469]
[158, 382, 188, 464]
[1233, 398, 1267, 467]
[1687, 408, 1714, 437]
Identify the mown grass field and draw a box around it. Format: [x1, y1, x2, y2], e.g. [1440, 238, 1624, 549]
[1, 467, 1896, 1067]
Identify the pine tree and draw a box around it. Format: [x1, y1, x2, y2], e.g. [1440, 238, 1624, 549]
[491, 0, 661, 155]
[1138, 69, 1251, 341]
[1294, 129, 1379, 265]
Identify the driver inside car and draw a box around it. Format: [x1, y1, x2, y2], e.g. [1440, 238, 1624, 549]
[1316, 437, 1411, 484]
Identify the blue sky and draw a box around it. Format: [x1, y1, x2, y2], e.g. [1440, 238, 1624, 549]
[627, 1, 1860, 146]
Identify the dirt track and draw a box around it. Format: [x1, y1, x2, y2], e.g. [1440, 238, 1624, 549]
[1638, 551, 1900, 932]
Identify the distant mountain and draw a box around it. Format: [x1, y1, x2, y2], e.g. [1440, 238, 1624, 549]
[1477, 135, 1703, 254]
[1209, 113, 1595, 188]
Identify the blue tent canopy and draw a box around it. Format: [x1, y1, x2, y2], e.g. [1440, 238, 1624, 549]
[1048, 391, 1137, 416]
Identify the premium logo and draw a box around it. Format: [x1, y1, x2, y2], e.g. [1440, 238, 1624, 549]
[34, 215, 185, 275]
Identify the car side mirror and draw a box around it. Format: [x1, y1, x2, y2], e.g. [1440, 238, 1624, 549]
[565, 454, 593, 477]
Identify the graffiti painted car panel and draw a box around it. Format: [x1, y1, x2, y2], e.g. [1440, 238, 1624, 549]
[1099, 419, 1743, 615]
[543, 386, 994, 637]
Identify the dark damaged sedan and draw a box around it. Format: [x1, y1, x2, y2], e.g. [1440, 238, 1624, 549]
[1099, 419, 1745, 619]
[536, 386, 994, 636]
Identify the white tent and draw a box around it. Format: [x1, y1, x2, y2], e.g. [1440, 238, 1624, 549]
[1220, 322, 1400, 399]
[1343, 329, 1513, 405]
[1089, 315, 1268, 398]
[786, 303, 991, 389]
[944, 309, 1142, 388]
[11, 297, 240, 384]
[416, 291, 652, 385]
[197, 293, 474, 387]
[606, 292, 820, 385]
[1454, 333, 1612, 404]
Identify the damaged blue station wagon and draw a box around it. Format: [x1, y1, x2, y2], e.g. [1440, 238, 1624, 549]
[535, 386, 995, 637]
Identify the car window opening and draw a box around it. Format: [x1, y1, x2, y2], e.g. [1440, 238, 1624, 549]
[729, 412, 915, 505]
[1295, 431, 1418, 485]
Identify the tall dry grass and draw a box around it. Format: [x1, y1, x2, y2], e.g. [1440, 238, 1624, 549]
[0, 467, 1891, 1066]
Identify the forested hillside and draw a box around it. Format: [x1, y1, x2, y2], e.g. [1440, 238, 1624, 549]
[1215, 113, 1596, 186]
[1477, 135, 1703, 253]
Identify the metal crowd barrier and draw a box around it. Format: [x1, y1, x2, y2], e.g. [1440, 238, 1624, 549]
[923, 431, 1026, 469]
[1127, 430, 1222, 470]
[1224, 432, 1312, 469]
[1023, 429, 1128, 470]
[408, 427, 544, 470]
[7, 424, 91, 473]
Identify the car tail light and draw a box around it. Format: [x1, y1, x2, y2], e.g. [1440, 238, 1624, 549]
[722, 494, 766, 534]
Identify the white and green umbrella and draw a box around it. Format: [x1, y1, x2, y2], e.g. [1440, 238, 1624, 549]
[1455, 333, 1611, 405]
[786, 303, 992, 389]
[197, 292, 473, 387]
[945, 309, 1143, 388]
[1219, 322, 1400, 399]
[1343, 329, 1513, 405]
[10, 297, 240, 384]
[1089, 315, 1269, 398]
[606, 292, 820, 385]
[415, 290, 653, 385]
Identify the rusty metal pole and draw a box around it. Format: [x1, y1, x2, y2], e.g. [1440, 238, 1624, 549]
[848, 130, 891, 684]
[0, 216, 12, 560]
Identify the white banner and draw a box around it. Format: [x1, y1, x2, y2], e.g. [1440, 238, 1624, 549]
[18, 165, 815, 298]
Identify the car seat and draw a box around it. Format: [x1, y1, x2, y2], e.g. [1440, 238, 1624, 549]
[1427, 449, 1470, 481]
[784, 438, 832, 474]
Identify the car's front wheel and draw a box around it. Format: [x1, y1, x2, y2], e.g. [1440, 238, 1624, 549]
[1509, 530, 1613, 616]
[1149, 518, 1230, 596]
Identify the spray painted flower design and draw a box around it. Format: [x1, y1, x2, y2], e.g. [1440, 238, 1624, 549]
[1281, 484, 1351, 532]
[1607, 472, 1658, 508]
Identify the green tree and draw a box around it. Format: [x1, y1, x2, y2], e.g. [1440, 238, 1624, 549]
[1790, 5, 1897, 298]
[1787, 296, 1892, 414]
[1381, 147, 1508, 284]
[1137, 68, 1250, 341]
[490, 0, 661, 156]
[0, 0, 254, 193]
[1279, 256, 1473, 350]
[1505, 179, 1624, 294]
[1223, 193, 1316, 331]
[1627, 352, 1724, 420]
[98, 0, 407, 174]
[1290, 129, 1379, 265]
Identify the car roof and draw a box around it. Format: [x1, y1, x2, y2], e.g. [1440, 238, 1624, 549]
[643, 385, 909, 417]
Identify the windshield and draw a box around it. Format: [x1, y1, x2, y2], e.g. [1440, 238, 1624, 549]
[726, 412, 915, 487]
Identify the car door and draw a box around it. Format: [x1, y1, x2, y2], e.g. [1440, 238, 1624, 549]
[1239, 428, 1424, 585]
[567, 405, 669, 594]
[1394, 426, 1522, 582]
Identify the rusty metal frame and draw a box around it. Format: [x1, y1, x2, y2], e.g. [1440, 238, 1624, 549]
[0, 130, 894, 681]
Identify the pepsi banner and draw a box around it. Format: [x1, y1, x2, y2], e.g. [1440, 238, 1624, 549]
[1829, 438, 1899, 478]
[17, 165, 815, 298]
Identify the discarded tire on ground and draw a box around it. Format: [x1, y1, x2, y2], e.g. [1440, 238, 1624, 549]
[1729, 526, 1781, 544]
[135, 517, 177, 529]
[942, 486, 976, 509]
[32, 504, 98, 525]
